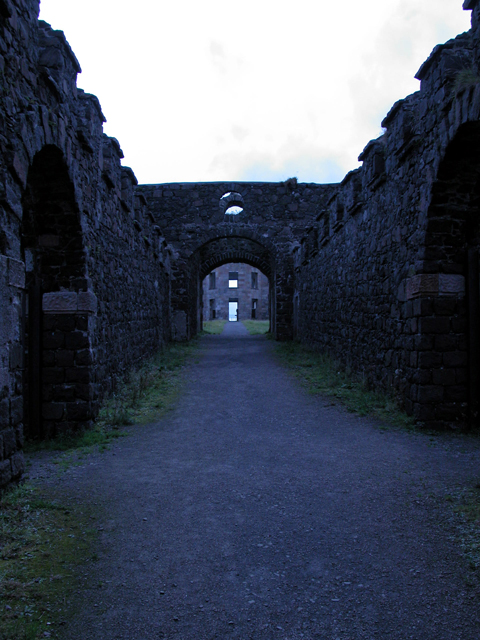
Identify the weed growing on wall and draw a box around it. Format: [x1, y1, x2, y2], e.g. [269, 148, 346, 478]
[275, 342, 415, 429]
[0, 483, 97, 640]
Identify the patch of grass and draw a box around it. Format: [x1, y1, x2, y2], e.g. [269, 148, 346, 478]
[242, 320, 270, 335]
[202, 320, 227, 335]
[453, 67, 480, 95]
[0, 483, 97, 640]
[449, 485, 480, 575]
[25, 340, 199, 454]
[275, 342, 415, 429]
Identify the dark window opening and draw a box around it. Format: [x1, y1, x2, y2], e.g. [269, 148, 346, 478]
[251, 298, 258, 319]
[251, 272, 258, 289]
[209, 298, 216, 320]
[209, 272, 216, 289]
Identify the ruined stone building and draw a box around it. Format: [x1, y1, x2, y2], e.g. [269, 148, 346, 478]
[1, 0, 480, 488]
[202, 263, 269, 322]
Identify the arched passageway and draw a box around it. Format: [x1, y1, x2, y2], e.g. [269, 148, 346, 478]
[21, 146, 95, 439]
[175, 234, 290, 341]
[420, 121, 480, 427]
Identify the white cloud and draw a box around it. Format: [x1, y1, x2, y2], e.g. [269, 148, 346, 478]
[38, 0, 472, 184]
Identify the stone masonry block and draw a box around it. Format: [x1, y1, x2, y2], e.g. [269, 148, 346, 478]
[16, 424, 24, 448]
[65, 401, 91, 421]
[65, 331, 90, 350]
[65, 367, 90, 384]
[43, 291, 78, 314]
[434, 298, 457, 316]
[413, 298, 434, 317]
[0, 459, 12, 487]
[413, 403, 436, 421]
[434, 335, 458, 352]
[42, 403, 65, 421]
[9, 342, 24, 369]
[43, 331, 65, 350]
[443, 352, 468, 368]
[406, 274, 465, 300]
[7, 257, 25, 289]
[418, 317, 451, 334]
[418, 352, 443, 368]
[75, 349, 93, 365]
[10, 396, 23, 424]
[417, 386, 444, 404]
[77, 291, 98, 314]
[43, 367, 65, 384]
[3, 428, 16, 458]
[414, 334, 435, 351]
[0, 398, 9, 427]
[55, 315, 76, 332]
[56, 350, 75, 367]
[10, 451, 25, 478]
[432, 368, 456, 386]
[445, 385, 468, 402]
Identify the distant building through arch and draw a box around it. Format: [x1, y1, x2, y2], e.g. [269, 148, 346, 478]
[202, 263, 269, 323]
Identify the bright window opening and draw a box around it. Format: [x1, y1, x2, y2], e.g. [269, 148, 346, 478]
[229, 271, 238, 288]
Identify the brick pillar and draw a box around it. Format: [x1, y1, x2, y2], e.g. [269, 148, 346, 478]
[41, 291, 97, 436]
[405, 274, 467, 428]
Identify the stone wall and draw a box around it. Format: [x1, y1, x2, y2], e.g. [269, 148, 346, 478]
[0, 0, 171, 488]
[293, 0, 480, 428]
[139, 181, 335, 341]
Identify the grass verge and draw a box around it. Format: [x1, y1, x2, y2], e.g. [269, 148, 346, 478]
[0, 483, 97, 640]
[25, 340, 199, 454]
[201, 320, 227, 335]
[242, 320, 270, 335]
[274, 342, 414, 429]
[450, 485, 480, 578]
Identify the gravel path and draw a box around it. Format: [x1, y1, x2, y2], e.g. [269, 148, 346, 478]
[29, 323, 480, 639]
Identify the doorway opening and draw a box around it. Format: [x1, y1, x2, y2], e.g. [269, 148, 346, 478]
[229, 299, 239, 322]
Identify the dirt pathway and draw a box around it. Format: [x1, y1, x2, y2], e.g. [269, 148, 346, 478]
[30, 323, 480, 639]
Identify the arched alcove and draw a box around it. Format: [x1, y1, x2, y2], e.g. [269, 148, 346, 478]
[21, 145, 95, 439]
[417, 121, 480, 427]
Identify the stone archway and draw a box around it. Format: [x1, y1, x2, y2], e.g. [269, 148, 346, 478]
[167, 231, 296, 342]
[196, 237, 273, 331]
[21, 145, 96, 439]
[194, 235, 275, 337]
[410, 121, 480, 427]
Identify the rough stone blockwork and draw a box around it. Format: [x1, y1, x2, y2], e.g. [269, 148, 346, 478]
[293, 0, 480, 429]
[139, 181, 334, 342]
[0, 0, 170, 488]
[1, 0, 480, 488]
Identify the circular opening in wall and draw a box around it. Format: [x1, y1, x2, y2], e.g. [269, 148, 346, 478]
[225, 205, 243, 215]
[220, 191, 245, 215]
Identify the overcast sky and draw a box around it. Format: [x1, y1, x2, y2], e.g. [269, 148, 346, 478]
[38, 0, 471, 185]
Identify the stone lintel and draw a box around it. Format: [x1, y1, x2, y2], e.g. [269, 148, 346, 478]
[43, 291, 98, 314]
[406, 274, 465, 300]
[77, 291, 98, 313]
